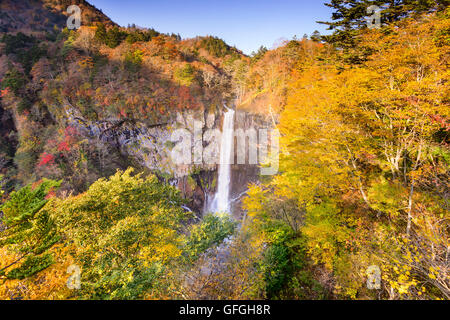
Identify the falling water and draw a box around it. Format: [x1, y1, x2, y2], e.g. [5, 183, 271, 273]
[210, 107, 235, 214]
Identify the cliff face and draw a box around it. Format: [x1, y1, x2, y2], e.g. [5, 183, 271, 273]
[62, 103, 272, 213]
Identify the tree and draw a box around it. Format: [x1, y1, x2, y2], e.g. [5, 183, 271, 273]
[175, 64, 196, 86]
[251, 46, 268, 63]
[317, 0, 447, 63]
[310, 30, 322, 42]
[47, 168, 191, 299]
[94, 23, 107, 44]
[184, 213, 236, 262]
[105, 26, 127, 48]
[201, 36, 234, 58]
[244, 10, 449, 299]
[0, 179, 61, 280]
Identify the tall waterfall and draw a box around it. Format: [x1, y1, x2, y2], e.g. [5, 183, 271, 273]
[210, 108, 235, 214]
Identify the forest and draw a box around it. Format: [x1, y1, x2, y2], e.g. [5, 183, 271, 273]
[0, 0, 448, 300]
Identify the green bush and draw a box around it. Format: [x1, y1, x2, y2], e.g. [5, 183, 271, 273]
[184, 214, 236, 262]
[124, 49, 144, 72]
[1, 68, 26, 95]
[174, 64, 196, 86]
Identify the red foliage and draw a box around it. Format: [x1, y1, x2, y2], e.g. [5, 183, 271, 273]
[65, 126, 79, 137]
[56, 126, 79, 153]
[45, 189, 57, 199]
[429, 114, 450, 131]
[57, 141, 70, 152]
[38, 153, 55, 167]
[0, 87, 10, 98]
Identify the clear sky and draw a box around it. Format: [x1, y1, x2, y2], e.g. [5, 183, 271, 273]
[88, 0, 333, 55]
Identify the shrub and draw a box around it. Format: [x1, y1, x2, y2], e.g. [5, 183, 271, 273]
[184, 213, 236, 262]
[175, 64, 196, 86]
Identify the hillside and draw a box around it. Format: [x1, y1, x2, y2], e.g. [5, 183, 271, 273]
[0, 0, 115, 33]
[0, 0, 114, 34]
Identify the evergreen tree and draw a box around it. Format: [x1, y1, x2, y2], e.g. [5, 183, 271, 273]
[310, 30, 322, 42]
[251, 45, 268, 63]
[105, 26, 127, 48]
[317, 0, 446, 63]
[94, 23, 107, 44]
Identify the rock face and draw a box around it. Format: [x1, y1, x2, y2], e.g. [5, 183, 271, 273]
[63, 105, 273, 215]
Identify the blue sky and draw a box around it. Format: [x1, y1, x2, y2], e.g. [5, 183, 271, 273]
[88, 0, 333, 55]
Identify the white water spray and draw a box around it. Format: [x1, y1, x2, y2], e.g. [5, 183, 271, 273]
[210, 107, 235, 214]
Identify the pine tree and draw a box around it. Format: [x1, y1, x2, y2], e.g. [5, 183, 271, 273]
[310, 30, 322, 42]
[317, 0, 446, 63]
[94, 23, 107, 44]
[106, 26, 127, 48]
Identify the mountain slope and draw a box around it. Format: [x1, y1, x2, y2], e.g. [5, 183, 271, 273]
[0, 0, 114, 34]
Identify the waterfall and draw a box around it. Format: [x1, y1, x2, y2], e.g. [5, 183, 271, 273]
[210, 108, 235, 214]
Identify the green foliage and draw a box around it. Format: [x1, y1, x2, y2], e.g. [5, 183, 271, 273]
[105, 27, 127, 48]
[97, 24, 161, 48]
[49, 168, 190, 299]
[61, 31, 76, 57]
[263, 242, 290, 298]
[94, 23, 108, 43]
[1, 68, 26, 95]
[95, 24, 127, 48]
[125, 28, 160, 44]
[310, 30, 322, 42]
[201, 36, 234, 58]
[0, 179, 61, 279]
[318, 0, 446, 63]
[5, 254, 53, 280]
[367, 178, 404, 217]
[124, 49, 144, 72]
[2, 33, 36, 55]
[251, 45, 268, 63]
[13, 149, 39, 182]
[174, 64, 196, 86]
[184, 213, 236, 262]
[17, 97, 33, 115]
[1, 33, 46, 74]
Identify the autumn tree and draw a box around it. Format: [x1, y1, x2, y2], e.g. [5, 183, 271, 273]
[46, 168, 191, 299]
